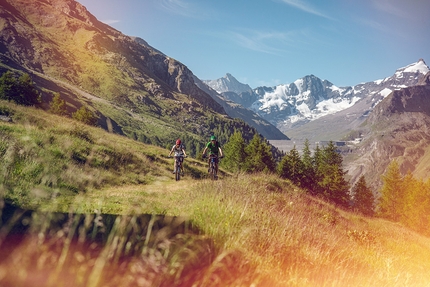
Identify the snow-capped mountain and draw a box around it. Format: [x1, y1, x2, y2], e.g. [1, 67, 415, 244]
[205, 59, 430, 133]
[203, 73, 253, 95]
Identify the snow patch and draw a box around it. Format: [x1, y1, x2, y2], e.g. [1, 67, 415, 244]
[403, 61, 429, 74]
[379, 88, 392, 97]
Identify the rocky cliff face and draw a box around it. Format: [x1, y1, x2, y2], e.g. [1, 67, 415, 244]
[345, 76, 430, 189]
[1, 0, 293, 142]
[0, 0, 225, 114]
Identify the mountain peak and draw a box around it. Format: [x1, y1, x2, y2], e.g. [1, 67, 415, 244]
[396, 59, 429, 75]
[418, 71, 430, 86]
[203, 74, 252, 94]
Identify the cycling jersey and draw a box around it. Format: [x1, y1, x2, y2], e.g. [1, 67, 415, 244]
[172, 144, 185, 156]
[206, 141, 220, 155]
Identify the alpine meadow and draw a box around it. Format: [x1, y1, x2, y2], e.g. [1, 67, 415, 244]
[1, 0, 430, 286]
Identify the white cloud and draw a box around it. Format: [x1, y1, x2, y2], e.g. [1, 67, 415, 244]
[102, 20, 120, 25]
[278, 0, 333, 20]
[371, 0, 410, 19]
[356, 18, 390, 34]
[228, 29, 297, 55]
[156, 0, 209, 19]
[159, 0, 188, 11]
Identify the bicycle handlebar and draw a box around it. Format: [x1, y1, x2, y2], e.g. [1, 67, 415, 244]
[203, 154, 223, 159]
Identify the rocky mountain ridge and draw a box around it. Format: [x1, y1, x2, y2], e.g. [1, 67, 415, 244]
[0, 0, 286, 147]
[344, 73, 430, 188]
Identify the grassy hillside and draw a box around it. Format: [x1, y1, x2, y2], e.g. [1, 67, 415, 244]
[1, 101, 430, 286]
[1, 0, 276, 151]
[0, 100, 212, 208]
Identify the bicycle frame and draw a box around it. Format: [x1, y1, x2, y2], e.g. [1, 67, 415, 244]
[174, 155, 184, 181]
[209, 155, 218, 180]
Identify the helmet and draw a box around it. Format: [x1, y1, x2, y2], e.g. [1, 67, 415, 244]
[176, 139, 181, 145]
[210, 135, 216, 141]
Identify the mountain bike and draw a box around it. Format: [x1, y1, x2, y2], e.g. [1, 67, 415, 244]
[208, 155, 222, 180]
[172, 155, 186, 181]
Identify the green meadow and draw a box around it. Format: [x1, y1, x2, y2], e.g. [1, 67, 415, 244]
[1, 100, 430, 287]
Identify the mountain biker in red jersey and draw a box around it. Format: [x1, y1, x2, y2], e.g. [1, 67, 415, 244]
[168, 139, 187, 175]
[202, 135, 223, 174]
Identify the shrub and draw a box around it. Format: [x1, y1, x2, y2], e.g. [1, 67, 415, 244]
[0, 71, 41, 106]
[72, 106, 98, 126]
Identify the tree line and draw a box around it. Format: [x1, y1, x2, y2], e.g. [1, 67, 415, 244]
[378, 160, 430, 236]
[221, 133, 358, 208]
[2, 71, 428, 236]
[221, 131, 429, 236]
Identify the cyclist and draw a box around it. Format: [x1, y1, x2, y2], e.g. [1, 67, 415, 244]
[168, 139, 187, 175]
[202, 135, 223, 175]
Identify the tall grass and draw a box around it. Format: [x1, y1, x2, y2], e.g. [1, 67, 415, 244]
[2, 173, 430, 286]
[1, 101, 430, 286]
[0, 101, 207, 209]
[189, 175, 430, 286]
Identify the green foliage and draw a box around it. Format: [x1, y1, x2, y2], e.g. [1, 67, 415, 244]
[315, 141, 350, 206]
[300, 139, 316, 191]
[0, 105, 13, 117]
[0, 71, 41, 106]
[377, 162, 430, 236]
[351, 175, 374, 216]
[275, 140, 352, 207]
[378, 160, 403, 221]
[221, 130, 247, 172]
[243, 134, 276, 173]
[49, 92, 67, 116]
[72, 106, 98, 126]
[277, 146, 304, 186]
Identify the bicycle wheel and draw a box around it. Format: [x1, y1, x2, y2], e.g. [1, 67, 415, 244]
[210, 162, 216, 180]
[213, 164, 218, 180]
[175, 164, 181, 181]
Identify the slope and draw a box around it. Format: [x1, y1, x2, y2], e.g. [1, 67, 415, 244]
[0, 0, 264, 152]
[2, 100, 430, 286]
[344, 73, 430, 189]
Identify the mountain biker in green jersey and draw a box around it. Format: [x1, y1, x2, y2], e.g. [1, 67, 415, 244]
[202, 135, 223, 174]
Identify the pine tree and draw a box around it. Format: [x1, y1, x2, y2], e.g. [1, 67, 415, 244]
[277, 146, 304, 186]
[352, 175, 374, 216]
[312, 144, 324, 195]
[49, 93, 67, 116]
[244, 134, 275, 173]
[222, 130, 247, 172]
[400, 172, 430, 234]
[301, 139, 316, 191]
[16, 73, 41, 105]
[260, 139, 276, 173]
[316, 141, 350, 206]
[378, 160, 403, 221]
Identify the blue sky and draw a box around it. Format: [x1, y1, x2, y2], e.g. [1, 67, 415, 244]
[77, 0, 430, 88]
